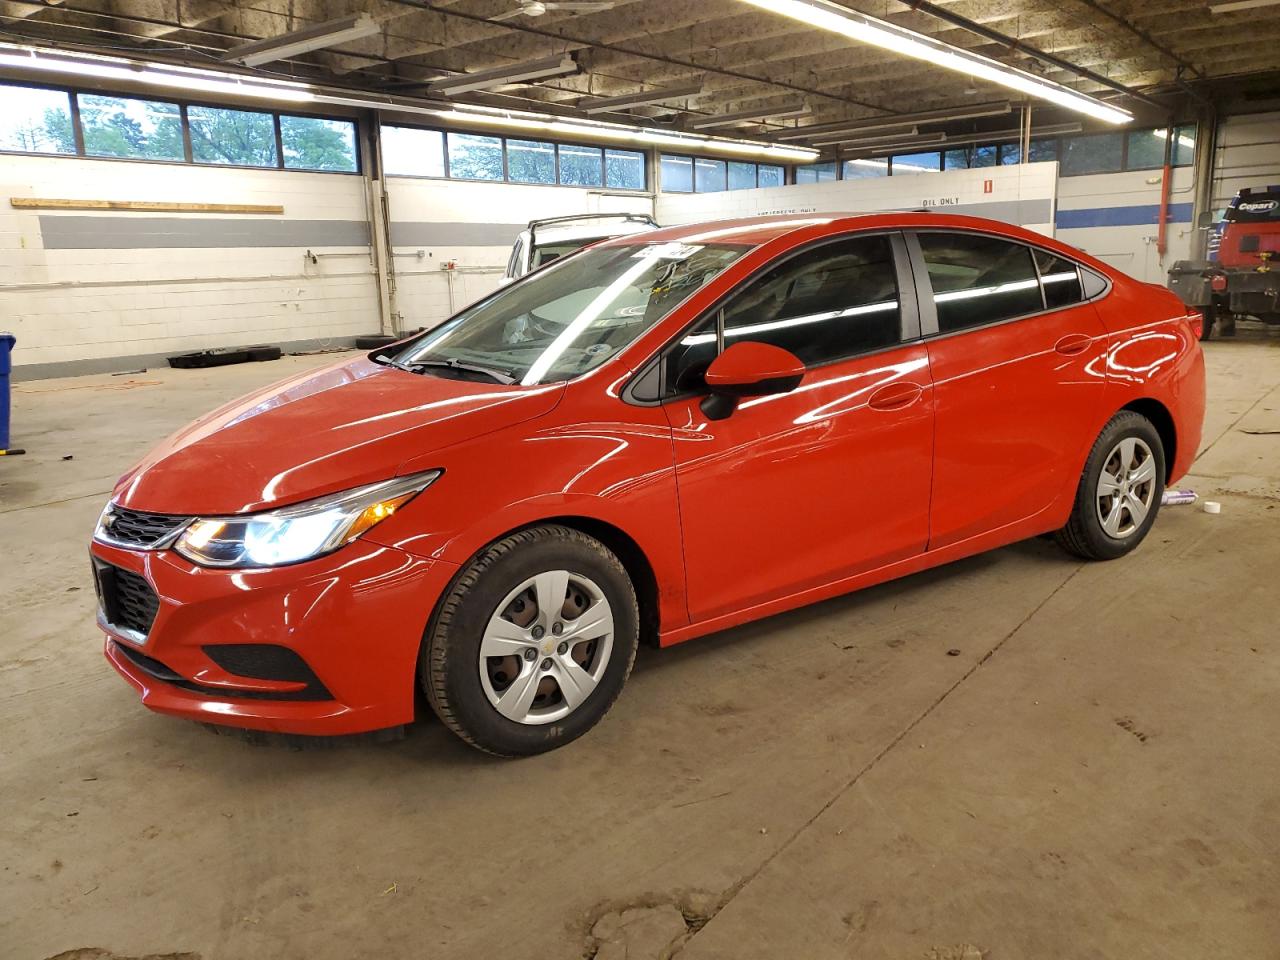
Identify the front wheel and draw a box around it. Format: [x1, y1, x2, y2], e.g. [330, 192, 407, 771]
[421, 524, 639, 757]
[1056, 412, 1166, 561]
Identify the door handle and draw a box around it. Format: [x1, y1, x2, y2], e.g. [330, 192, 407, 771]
[867, 382, 924, 411]
[1054, 333, 1092, 356]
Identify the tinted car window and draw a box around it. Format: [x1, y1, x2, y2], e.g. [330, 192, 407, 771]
[664, 235, 901, 392]
[1033, 249, 1084, 309]
[918, 233, 1042, 333]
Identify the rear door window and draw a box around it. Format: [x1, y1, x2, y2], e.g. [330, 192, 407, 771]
[1033, 249, 1085, 309]
[917, 232, 1043, 333]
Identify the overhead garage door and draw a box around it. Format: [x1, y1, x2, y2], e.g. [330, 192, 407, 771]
[1211, 110, 1280, 218]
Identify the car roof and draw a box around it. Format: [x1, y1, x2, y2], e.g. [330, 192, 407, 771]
[598, 211, 1074, 254]
[529, 219, 658, 244]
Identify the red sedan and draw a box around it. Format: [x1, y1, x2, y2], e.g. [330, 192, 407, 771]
[91, 213, 1205, 756]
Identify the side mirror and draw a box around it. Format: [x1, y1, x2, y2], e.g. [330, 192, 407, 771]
[700, 341, 805, 420]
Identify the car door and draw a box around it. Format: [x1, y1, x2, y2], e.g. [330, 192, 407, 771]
[658, 231, 935, 624]
[906, 230, 1109, 550]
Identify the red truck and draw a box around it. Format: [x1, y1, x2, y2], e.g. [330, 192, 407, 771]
[1169, 185, 1280, 339]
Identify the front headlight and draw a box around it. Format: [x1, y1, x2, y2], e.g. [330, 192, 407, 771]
[173, 470, 440, 569]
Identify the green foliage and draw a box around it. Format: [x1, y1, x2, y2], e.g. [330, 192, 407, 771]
[12, 95, 357, 170]
[79, 95, 183, 160]
[280, 116, 357, 171]
[448, 133, 503, 180]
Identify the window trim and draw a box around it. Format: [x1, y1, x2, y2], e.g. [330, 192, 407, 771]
[623, 229, 921, 407]
[903, 228, 1111, 340]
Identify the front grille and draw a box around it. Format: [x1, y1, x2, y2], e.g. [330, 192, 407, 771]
[112, 642, 333, 702]
[94, 562, 160, 636]
[100, 506, 189, 549]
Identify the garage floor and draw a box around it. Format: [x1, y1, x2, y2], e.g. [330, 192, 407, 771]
[3, 332, 1279, 960]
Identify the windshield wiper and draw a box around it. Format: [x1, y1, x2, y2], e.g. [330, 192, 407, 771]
[406, 358, 518, 385]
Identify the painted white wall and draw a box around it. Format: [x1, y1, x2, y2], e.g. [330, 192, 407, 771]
[656, 162, 1059, 236]
[385, 176, 652, 331]
[0, 154, 378, 372]
[1055, 166, 1196, 283]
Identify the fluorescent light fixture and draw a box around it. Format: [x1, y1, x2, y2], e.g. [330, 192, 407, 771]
[394, 103, 818, 162]
[222, 14, 381, 67]
[689, 101, 810, 129]
[428, 55, 579, 95]
[0, 43, 811, 163]
[809, 126, 929, 147]
[579, 83, 704, 114]
[771, 101, 1010, 142]
[1209, 0, 1280, 10]
[735, 0, 1133, 124]
[0, 45, 314, 101]
[838, 122, 1082, 156]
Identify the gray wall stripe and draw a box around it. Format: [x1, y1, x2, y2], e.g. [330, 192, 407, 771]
[38, 216, 371, 250]
[11, 337, 370, 382]
[916, 198, 1054, 225]
[390, 221, 526, 246]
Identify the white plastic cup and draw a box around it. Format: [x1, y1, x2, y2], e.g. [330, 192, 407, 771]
[1203, 500, 1222, 514]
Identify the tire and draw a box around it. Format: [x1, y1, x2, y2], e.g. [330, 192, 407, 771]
[1056, 411, 1166, 561]
[421, 525, 639, 757]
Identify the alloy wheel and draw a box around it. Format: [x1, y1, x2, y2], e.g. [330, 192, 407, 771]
[478, 570, 615, 725]
[1095, 436, 1157, 539]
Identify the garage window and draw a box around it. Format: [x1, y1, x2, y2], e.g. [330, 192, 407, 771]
[661, 155, 694, 192]
[758, 164, 785, 187]
[280, 115, 357, 172]
[448, 132, 504, 180]
[728, 161, 758, 190]
[795, 161, 837, 183]
[891, 151, 941, 175]
[0, 84, 74, 154]
[188, 105, 277, 167]
[944, 144, 997, 170]
[917, 232, 1043, 333]
[382, 126, 445, 177]
[843, 158, 889, 179]
[507, 138, 556, 184]
[695, 158, 727, 192]
[78, 94, 183, 161]
[558, 144, 603, 186]
[1061, 133, 1123, 176]
[999, 139, 1059, 165]
[606, 149, 645, 190]
[1126, 125, 1197, 170]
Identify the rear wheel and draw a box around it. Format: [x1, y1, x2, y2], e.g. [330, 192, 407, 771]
[1056, 412, 1165, 561]
[421, 525, 639, 757]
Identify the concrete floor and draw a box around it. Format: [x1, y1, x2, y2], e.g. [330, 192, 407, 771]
[2, 331, 1278, 960]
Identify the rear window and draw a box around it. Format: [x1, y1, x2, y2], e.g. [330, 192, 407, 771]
[917, 233, 1042, 333]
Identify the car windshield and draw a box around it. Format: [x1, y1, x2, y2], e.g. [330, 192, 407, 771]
[391, 241, 748, 385]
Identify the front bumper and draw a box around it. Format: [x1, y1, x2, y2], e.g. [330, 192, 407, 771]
[91, 537, 458, 735]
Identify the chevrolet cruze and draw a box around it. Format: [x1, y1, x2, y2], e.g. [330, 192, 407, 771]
[91, 213, 1206, 756]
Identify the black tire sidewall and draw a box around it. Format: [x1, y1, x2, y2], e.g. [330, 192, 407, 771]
[1072, 414, 1166, 560]
[425, 529, 638, 756]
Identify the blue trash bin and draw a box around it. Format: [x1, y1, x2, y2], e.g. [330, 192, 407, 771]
[0, 332, 15, 451]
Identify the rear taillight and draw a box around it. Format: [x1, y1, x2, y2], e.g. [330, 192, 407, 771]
[1210, 273, 1228, 292]
[1188, 311, 1205, 339]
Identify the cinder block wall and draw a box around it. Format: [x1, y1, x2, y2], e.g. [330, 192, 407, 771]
[0, 154, 378, 378]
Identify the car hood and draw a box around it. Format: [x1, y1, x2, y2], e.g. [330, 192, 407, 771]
[113, 356, 564, 515]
